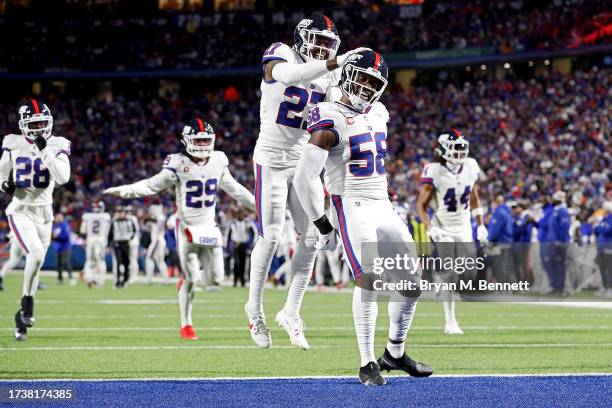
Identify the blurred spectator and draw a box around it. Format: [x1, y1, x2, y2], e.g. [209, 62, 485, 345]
[52, 213, 73, 285]
[594, 201, 612, 297]
[487, 195, 515, 283]
[228, 207, 256, 287]
[543, 190, 571, 293]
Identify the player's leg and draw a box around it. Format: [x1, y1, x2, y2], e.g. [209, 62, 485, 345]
[331, 195, 384, 383]
[175, 221, 199, 339]
[94, 242, 106, 287]
[326, 249, 343, 289]
[374, 202, 432, 377]
[145, 241, 156, 284]
[129, 241, 139, 282]
[273, 182, 318, 349]
[246, 163, 288, 347]
[156, 239, 169, 285]
[314, 253, 326, 290]
[84, 243, 94, 285]
[0, 240, 25, 289]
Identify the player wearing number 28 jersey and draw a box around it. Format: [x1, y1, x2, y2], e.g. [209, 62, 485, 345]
[246, 13, 369, 350]
[104, 118, 255, 340]
[0, 99, 71, 341]
[295, 49, 433, 385]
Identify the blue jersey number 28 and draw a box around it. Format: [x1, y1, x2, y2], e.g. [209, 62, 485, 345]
[186, 179, 218, 208]
[276, 86, 325, 130]
[14, 157, 50, 188]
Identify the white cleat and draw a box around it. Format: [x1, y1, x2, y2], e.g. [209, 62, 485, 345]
[275, 308, 310, 350]
[444, 321, 464, 335]
[245, 304, 271, 348]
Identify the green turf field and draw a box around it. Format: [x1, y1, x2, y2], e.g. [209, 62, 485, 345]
[0, 272, 611, 379]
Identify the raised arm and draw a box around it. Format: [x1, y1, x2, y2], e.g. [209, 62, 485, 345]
[219, 167, 256, 212]
[103, 169, 175, 199]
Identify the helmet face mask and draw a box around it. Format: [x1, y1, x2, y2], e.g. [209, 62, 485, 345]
[18, 101, 53, 140]
[435, 131, 469, 165]
[182, 119, 215, 159]
[294, 15, 340, 62]
[340, 51, 388, 113]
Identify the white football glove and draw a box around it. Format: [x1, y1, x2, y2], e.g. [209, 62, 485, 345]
[103, 186, 128, 198]
[336, 47, 372, 67]
[426, 225, 444, 243]
[315, 230, 339, 251]
[477, 225, 489, 243]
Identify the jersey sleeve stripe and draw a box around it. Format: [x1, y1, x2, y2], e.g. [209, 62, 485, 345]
[262, 56, 287, 63]
[56, 149, 70, 157]
[306, 120, 334, 133]
[420, 177, 433, 185]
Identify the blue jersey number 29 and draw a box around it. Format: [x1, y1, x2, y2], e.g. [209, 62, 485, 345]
[276, 86, 325, 130]
[14, 157, 50, 188]
[186, 179, 218, 208]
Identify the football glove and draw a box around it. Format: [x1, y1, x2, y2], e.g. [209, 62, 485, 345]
[1, 180, 16, 195]
[336, 47, 372, 67]
[34, 136, 47, 151]
[103, 186, 129, 198]
[426, 225, 444, 243]
[476, 225, 489, 243]
[315, 230, 338, 251]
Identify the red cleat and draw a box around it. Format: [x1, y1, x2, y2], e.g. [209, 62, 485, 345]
[180, 325, 199, 340]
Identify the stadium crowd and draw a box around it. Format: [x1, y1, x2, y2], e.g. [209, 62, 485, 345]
[0, 0, 608, 72]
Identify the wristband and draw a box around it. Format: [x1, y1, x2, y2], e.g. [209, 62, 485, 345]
[313, 214, 333, 235]
[471, 208, 484, 217]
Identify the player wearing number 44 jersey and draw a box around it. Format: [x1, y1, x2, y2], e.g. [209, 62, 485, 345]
[295, 49, 432, 385]
[247, 13, 368, 350]
[416, 129, 488, 335]
[0, 99, 71, 341]
[104, 118, 255, 340]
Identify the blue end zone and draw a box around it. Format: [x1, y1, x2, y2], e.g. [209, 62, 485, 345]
[0, 376, 609, 408]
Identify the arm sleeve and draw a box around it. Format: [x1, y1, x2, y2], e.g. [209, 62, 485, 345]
[40, 141, 71, 185]
[294, 143, 328, 221]
[420, 164, 435, 186]
[118, 170, 176, 199]
[271, 59, 329, 86]
[219, 167, 256, 212]
[0, 147, 12, 185]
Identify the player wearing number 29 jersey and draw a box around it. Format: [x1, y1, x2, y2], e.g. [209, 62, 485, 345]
[104, 118, 255, 340]
[0, 99, 71, 341]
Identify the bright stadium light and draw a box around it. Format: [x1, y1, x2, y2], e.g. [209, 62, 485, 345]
[504, 63, 511, 69]
[528, 60, 535, 67]
[544, 59, 551, 65]
[480, 64, 487, 71]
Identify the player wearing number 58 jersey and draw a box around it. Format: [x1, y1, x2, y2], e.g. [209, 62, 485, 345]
[0, 99, 71, 341]
[416, 129, 488, 335]
[104, 118, 255, 340]
[247, 13, 368, 350]
[295, 49, 432, 385]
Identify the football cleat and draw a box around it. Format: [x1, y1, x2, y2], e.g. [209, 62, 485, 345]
[444, 321, 464, 335]
[377, 348, 433, 377]
[14, 311, 28, 341]
[275, 308, 310, 350]
[359, 362, 387, 386]
[180, 325, 199, 340]
[245, 304, 271, 348]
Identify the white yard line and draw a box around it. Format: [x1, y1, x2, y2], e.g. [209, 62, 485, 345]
[0, 373, 610, 382]
[1, 343, 610, 352]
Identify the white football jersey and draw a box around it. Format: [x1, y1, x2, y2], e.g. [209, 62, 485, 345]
[146, 214, 166, 242]
[421, 158, 480, 229]
[255, 42, 340, 168]
[306, 101, 390, 200]
[81, 212, 111, 243]
[0, 133, 71, 206]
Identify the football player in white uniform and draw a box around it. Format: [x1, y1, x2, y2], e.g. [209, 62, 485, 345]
[125, 205, 141, 281]
[104, 118, 255, 340]
[416, 130, 488, 335]
[0, 99, 71, 340]
[294, 50, 432, 385]
[80, 201, 111, 287]
[247, 13, 367, 350]
[0, 232, 26, 291]
[144, 203, 168, 285]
